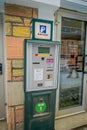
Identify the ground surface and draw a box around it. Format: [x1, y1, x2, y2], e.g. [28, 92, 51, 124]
[0, 120, 7, 130]
[0, 120, 87, 130]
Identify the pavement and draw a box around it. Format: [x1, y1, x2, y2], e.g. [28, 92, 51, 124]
[0, 119, 87, 130]
[72, 126, 87, 130]
[76, 128, 87, 130]
[0, 120, 7, 130]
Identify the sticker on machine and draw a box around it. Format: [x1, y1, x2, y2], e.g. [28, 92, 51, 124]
[45, 81, 53, 87]
[34, 69, 43, 81]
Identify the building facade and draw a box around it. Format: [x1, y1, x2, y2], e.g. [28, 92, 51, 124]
[0, 0, 87, 130]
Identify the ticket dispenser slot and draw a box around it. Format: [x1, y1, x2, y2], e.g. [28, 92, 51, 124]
[24, 39, 60, 130]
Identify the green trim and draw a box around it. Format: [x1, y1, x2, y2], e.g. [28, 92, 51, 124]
[24, 39, 61, 45]
[31, 18, 53, 23]
[24, 41, 27, 92]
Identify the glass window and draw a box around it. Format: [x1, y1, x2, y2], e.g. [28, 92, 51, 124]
[59, 17, 85, 110]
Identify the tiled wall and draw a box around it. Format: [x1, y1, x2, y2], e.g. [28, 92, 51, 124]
[5, 4, 38, 130]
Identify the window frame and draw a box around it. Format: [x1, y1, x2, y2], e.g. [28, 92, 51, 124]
[55, 9, 87, 117]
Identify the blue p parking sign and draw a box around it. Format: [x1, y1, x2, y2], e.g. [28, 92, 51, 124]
[40, 25, 46, 34]
[31, 18, 53, 40]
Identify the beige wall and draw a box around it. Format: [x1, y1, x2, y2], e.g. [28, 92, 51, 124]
[5, 4, 38, 130]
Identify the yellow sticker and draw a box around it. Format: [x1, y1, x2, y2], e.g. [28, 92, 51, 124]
[38, 54, 50, 57]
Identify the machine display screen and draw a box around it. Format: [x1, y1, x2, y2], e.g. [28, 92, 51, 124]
[38, 47, 50, 54]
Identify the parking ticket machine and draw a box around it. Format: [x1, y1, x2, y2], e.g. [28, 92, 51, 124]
[24, 39, 60, 130]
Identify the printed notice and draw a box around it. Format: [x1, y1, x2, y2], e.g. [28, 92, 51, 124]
[34, 69, 43, 81]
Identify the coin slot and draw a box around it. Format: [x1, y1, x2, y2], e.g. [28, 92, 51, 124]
[47, 74, 52, 79]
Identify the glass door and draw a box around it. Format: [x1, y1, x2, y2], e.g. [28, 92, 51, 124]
[59, 17, 85, 110]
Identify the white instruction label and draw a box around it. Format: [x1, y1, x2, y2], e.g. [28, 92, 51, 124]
[34, 69, 43, 81]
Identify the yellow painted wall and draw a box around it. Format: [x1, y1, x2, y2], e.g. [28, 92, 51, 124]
[5, 4, 38, 130]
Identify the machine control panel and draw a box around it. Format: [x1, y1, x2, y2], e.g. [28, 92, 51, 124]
[26, 42, 58, 92]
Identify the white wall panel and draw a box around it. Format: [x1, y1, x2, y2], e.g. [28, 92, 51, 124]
[32, 0, 60, 7]
[61, 0, 87, 13]
[66, 0, 87, 5]
[0, 1, 4, 12]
